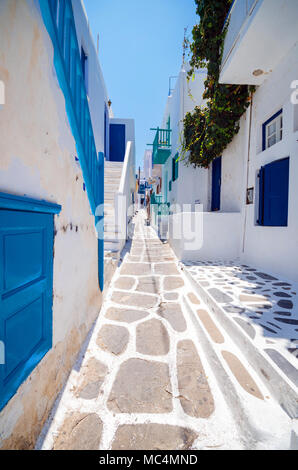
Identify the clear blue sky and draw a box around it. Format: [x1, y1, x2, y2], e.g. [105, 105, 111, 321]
[83, 0, 199, 170]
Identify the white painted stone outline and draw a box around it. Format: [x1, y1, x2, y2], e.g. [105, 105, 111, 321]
[35, 211, 293, 451]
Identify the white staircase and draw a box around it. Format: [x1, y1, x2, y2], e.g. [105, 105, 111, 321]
[104, 161, 123, 253]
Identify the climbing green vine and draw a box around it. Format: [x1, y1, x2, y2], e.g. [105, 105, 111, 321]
[182, 0, 255, 168]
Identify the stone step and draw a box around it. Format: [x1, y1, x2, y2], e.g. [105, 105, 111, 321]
[105, 162, 123, 167]
[105, 168, 122, 174]
[105, 165, 123, 171]
[105, 174, 122, 181]
[104, 224, 120, 233]
[182, 290, 293, 447]
[105, 162, 123, 170]
[104, 216, 116, 224]
[181, 265, 298, 419]
[104, 239, 122, 252]
[104, 180, 120, 187]
[105, 179, 121, 185]
[104, 230, 121, 240]
[105, 169, 123, 175]
[104, 188, 118, 194]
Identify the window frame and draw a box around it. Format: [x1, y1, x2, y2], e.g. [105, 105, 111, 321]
[262, 109, 283, 151]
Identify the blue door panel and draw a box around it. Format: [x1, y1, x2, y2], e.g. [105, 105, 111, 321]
[212, 156, 222, 211]
[109, 124, 126, 162]
[4, 296, 44, 380]
[0, 209, 54, 411]
[3, 230, 44, 293]
[263, 158, 289, 226]
[259, 157, 289, 226]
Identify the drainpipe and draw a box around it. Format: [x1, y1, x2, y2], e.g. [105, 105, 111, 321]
[242, 92, 254, 253]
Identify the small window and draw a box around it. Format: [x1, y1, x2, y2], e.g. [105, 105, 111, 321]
[169, 180, 172, 192]
[262, 110, 283, 151]
[258, 157, 289, 227]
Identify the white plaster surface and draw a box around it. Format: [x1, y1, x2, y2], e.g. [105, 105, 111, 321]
[36, 212, 294, 450]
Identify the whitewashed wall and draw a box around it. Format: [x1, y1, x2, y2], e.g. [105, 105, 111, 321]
[161, 44, 298, 283]
[240, 42, 298, 281]
[219, 113, 249, 213]
[160, 66, 209, 210]
[0, 0, 108, 448]
[169, 211, 242, 262]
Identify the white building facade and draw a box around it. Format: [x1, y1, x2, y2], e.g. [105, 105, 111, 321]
[151, 0, 298, 283]
[0, 0, 134, 449]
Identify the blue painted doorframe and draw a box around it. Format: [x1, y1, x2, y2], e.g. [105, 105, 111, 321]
[211, 156, 222, 211]
[0, 192, 61, 411]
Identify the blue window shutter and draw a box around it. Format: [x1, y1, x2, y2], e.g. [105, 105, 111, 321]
[262, 157, 289, 226]
[0, 196, 60, 411]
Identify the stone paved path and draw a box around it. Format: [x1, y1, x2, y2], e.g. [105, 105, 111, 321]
[182, 261, 298, 388]
[36, 211, 294, 450]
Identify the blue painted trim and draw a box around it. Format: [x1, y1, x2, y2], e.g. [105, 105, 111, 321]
[262, 109, 282, 152]
[97, 152, 104, 291]
[39, 0, 99, 215]
[0, 192, 61, 214]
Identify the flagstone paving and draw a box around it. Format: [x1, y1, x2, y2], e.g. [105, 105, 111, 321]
[181, 261, 298, 384]
[36, 211, 295, 451]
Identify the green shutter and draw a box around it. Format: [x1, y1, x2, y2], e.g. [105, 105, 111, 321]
[175, 153, 179, 181]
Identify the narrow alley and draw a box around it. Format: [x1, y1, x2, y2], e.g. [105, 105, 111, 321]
[1, 0, 298, 454]
[36, 211, 293, 451]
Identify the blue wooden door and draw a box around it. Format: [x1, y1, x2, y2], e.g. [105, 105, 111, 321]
[109, 124, 125, 162]
[0, 209, 54, 410]
[259, 157, 289, 226]
[211, 156, 222, 211]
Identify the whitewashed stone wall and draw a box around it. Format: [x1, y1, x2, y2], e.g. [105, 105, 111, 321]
[0, 0, 107, 448]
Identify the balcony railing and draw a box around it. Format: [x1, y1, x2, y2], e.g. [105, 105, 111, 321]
[149, 127, 172, 165]
[222, 0, 258, 68]
[39, 0, 104, 289]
